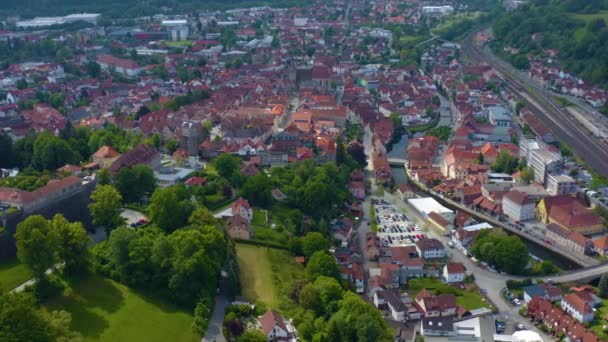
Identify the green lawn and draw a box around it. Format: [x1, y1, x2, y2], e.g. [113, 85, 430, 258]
[161, 40, 193, 47]
[407, 278, 490, 311]
[236, 243, 280, 309]
[252, 209, 267, 226]
[45, 275, 199, 342]
[0, 258, 32, 292]
[235, 244, 304, 310]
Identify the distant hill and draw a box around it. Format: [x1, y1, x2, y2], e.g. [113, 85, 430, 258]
[1, 0, 303, 18]
[492, 0, 608, 89]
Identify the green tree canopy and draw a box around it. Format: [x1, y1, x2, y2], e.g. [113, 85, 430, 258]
[306, 251, 340, 281]
[0, 292, 80, 342]
[471, 229, 529, 275]
[15, 215, 59, 278]
[301, 232, 330, 258]
[239, 173, 273, 208]
[89, 185, 124, 235]
[115, 165, 157, 203]
[148, 184, 193, 232]
[50, 214, 91, 275]
[32, 133, 78, 170]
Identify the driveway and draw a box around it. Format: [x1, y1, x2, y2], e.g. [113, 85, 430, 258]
[202, 295, 228, 342]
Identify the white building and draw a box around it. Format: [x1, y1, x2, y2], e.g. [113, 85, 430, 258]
[443, 263, 466, 284]
[162, 20, 189, 41]
[422, 6, 454, 15]
[294, 17, 308, 26]
[416, 238, 446, 259]
[561, 293, 595, 323]
[519, 138, 563, 185]
[502, 190, 536, 222]
[16, 13, 101, 28]
[63, 13, 101, 24]
[408, 197, 453, 218]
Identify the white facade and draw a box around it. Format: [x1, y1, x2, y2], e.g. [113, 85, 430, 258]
[267, 326, 289, 340]
[388, 301, 406, 321]
[502, 197, 535, 222]
[443, 266, 465, 284]
[418, 247, 446, 259]
[422, 6, 454, 15]
[561, 299, 594, 323]
[162, 20, 189, 41]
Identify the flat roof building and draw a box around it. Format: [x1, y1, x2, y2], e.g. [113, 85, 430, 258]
[408, 197, 453, 217]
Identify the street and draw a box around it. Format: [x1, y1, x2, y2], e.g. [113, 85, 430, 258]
[202, 295, 228, 342]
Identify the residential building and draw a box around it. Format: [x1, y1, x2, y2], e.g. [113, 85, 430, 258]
[96, 55, 143, 77]
[384, 289, 407, 321]
[546, 223, 593, 256]
[259, 310, 290, 341]
[443, 262, 466, 284]
[421, 317, 455, 337]
[0, 176, 83, 214]
[226, 215, 251, 240]
[546, 173, 578, 195]
[592, 236, 608, 256]
[415, 289, 457, 317]
[397, 184, 416, 200]
[561, 292, 595, 323]
[528, 296, 600, 342]
[232, 197, 253, 223]
[108, 144, 161, 174]
[522, 284, 563, 303]
[519, 138, 563, 185]
[536, 195, 604, 235]
[92, 145, 121, 169]
[502, 190, 535, 222]
[416, 238, 446, 259]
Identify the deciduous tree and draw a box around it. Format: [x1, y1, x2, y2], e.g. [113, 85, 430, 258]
[50, 214, 91, 275]
[89, 185, 124, 236]
[301, 232, 330, 258]
[148, 185, 193, 232]
[306, 251, 340, 281]
[15, 215, 58, 278]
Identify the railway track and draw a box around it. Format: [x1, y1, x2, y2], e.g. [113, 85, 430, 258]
[462, 32, 608, 175]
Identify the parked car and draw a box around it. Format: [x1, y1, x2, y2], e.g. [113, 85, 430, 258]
[513, 298, 521, 306]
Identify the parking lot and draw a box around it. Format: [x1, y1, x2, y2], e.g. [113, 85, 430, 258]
[375, 200, 427, 247]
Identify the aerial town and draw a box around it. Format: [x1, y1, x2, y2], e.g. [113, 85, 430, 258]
[1, 0, 608, 341]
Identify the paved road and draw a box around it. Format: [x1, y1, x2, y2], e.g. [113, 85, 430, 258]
[202, 295, 228, 342]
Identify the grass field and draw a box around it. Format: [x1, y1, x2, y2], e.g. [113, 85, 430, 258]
[45, 275, 199, 342]
[0, 258, 32, 293]
[407, 278, 491, 311]
[236, 244, 279, 309]
[236, 243, 304, 310]
[161, 40, 193, 47]
[573, 11, 608, 23]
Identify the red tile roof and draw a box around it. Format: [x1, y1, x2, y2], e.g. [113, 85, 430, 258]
[259, 310, 288, 336]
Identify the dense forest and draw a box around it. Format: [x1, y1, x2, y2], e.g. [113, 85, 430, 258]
[492, 0, 608, 88]
[1, 0, 304, 18]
